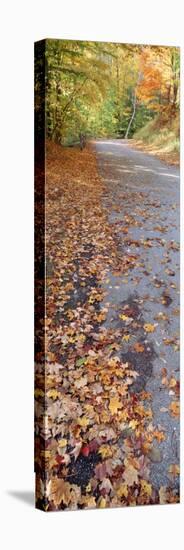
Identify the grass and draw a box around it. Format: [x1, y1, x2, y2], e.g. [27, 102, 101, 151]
[132, 113, 180, 165]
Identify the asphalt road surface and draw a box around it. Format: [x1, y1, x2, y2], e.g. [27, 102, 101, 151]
[94, 139, 180, 490]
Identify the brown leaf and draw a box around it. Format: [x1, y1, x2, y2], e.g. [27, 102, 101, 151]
[50, 478, 72, 506]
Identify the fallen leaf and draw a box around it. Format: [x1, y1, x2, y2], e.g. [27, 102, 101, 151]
[77, 416, 90, 427]
[143, 323, 156, 333]
[116, 483, 128, 498]
[109, 396, 123, 415]
[159, 486, 168, 505]
[50, 478, 72, 507]
[74, 375, 88, 389]
[122, 334, 131, 342]
[169, 401, 180, 417]
[134, 342, 145, 353]
[58, 438, 67, 448]
[168, 464, 180, 477]
[98, 496, 106, 508]
[98, 445, 113, 459]
[76, 357, 86, 367]
[81, 445, 90, 457]
[140, 479, 152, 497]
[123, 461, 139, 486]
[100, 478, 113, 494]
[47, 389, 61, 400]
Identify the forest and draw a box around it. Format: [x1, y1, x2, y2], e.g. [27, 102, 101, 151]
[39, 40, 180, 148]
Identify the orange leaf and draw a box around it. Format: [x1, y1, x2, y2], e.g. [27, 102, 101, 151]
[169, 401, 180, 417]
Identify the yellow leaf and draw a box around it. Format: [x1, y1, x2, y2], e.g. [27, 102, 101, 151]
[98, 497, 106, 508]
[119, 314, 131, 321]
[143, 323, 156, 333]
[80, 495, 96, 508]
[34, 388, 44, 398]
[58, 438, 67, 448]
[109, 396, 123, 415]
[41, 450, 51, 458]
[98, 445, 113, 459]
[86, 482, 92, 493]
[117, 483, 128, 498]
[77, 416, 90, 427]
[140, 480, 152, 496]
[100, 410, 110, 423]
[47, 389, 61, 399]
[129, 419, 139, 430]
[169, 377, 177, 388]
[122, 334, 131, 342]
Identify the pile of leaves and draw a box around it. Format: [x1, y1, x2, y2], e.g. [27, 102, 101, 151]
[35, 141, 179, 511]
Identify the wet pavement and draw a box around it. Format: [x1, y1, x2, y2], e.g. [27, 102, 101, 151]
[94, 139, 180, 490]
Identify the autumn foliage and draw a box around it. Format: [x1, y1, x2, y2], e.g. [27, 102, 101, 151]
[35, 142, 179, 511]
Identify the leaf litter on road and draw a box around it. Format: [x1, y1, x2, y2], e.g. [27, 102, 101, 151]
[35, 141, 180, 511]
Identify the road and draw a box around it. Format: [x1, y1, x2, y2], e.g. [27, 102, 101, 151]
[94, 139, 180, 490]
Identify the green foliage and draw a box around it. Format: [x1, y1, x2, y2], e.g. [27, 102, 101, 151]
[39, 39, 180, 144]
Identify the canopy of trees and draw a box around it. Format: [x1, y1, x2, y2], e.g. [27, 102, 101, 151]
[35, 40, 180, 144]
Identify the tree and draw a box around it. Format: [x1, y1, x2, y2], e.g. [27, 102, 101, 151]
[38, 40, 180, 144]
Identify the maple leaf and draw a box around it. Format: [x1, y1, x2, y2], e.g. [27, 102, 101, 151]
[80, 495, 96, 508]
[71, 441, 82, 461]
[159, 486, 168, 505]
[95, 460, 113, 481]
[169, 377, 177, 388]
[119, 314, 130, 321]
[109, 396, 123, 415]
[47, 389, 61, 400]
[74, 375, 88, 389]
[153, 430, 166, 443]
[50, 478, 72, 507]
[168, 464, 180, 477]
[100, 478, 113, 494]
[169, 401, 180, 417]
[77, 416, 90, 427]
[122, 334, 131, 342]
[129, 419, 139, 430]
[76, 357, 86, 367]
[134, 342, 144, 353]
[143, 323, 156, 333]
[140, 479, 152, 497]
[116, 483, 128, 498]
[98, 445, 113, 459]
[123, 460, 139, 486]
[58, 438, 67, 448]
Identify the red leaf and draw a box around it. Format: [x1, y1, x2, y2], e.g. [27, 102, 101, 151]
[81, 445, 90, 457]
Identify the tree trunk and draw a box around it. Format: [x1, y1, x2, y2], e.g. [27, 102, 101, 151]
[125, 72, 141, 139]
[116, 55, 121, 126]
[125, 91, 137, 138]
